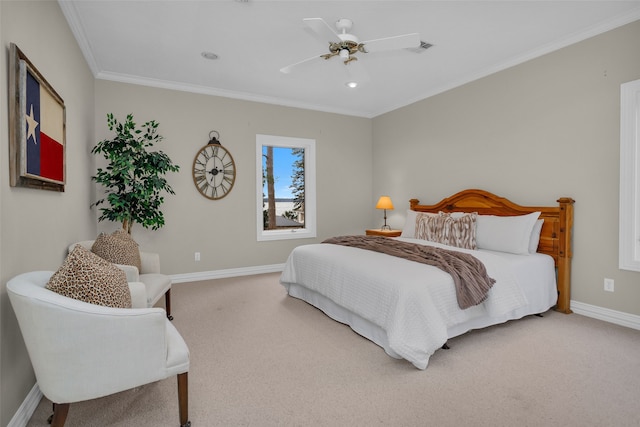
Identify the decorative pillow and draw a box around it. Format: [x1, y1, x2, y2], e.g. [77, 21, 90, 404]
[91, 229, 142, 270]
[415, 212, 477, 249]
[529, 219, 544, 253]
[401, 210, 439, 238]
[403, 210, 453, 238]
[476, 211, 541, 255]
[46, 245, 132, 308]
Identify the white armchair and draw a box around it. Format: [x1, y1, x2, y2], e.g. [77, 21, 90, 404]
[69, 241, 173, 320]
[7, 271, 191, 426]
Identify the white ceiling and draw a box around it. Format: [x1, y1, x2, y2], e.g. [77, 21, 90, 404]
[59, 1, 640, 118]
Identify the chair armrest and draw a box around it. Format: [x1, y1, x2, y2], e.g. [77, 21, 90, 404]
[116, 263, 140, 282]
[128, 282, 147, 308]
[140, 251, 161, 274]
[69, 241, 161, 275]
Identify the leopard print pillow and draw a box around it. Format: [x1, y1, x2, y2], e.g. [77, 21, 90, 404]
[91, 229, 142, 270]
[46, 245, 132, 308]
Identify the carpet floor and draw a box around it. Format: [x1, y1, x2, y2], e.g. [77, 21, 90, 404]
[27, 273, 640, 426]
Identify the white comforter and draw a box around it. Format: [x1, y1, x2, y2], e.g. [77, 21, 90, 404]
[280, 238, 534, 369]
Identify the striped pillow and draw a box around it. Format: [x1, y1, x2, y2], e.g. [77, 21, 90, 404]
[416, 212, 477, 249]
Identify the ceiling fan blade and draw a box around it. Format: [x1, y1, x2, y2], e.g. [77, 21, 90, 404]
[280, 54, 323, 74]
[361, 33, 420, 53]
[303, 17, 341, 43]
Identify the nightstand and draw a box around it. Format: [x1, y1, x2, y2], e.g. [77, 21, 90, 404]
[366, 229, 401, 237]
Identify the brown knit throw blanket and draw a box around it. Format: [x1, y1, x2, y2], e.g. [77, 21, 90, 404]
[323, 235, 496, 309]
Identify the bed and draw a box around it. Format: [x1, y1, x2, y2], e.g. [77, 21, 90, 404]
[280, 189, 575, 369]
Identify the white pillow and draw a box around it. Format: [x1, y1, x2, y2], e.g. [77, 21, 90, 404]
[476, 212, 541, 255]
[400, 210, 418, 237]
[529, 219, 544, 253]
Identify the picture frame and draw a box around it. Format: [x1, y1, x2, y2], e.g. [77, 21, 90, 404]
[8, 43, 66, 191]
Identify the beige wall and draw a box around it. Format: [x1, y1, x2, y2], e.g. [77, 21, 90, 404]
[373, 20, 640, 316]
[0, 1, 96, 424]
[93, 81, 373, 274]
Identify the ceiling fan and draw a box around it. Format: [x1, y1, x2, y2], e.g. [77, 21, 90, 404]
[280, 18, 422, 74]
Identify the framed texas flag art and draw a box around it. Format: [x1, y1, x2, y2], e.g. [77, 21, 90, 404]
[9, 43, 66, 191]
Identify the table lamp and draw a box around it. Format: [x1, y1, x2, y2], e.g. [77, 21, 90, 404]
[376, 196, 394, 230]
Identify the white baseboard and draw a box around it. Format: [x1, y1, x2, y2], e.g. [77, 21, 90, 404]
[170, 263, 285, 284]
[7, 383, 42, 427]
[571, 300, 640, 330]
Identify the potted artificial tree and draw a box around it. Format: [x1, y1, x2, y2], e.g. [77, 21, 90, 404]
[91, 113, 180, 233]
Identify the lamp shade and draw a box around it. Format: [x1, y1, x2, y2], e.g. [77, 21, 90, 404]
[376, 196, 394, 210]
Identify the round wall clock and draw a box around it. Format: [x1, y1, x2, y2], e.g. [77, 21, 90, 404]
[192, 131, 236, 200]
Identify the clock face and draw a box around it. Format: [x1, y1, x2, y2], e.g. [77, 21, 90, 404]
[192, 143, 236, 200]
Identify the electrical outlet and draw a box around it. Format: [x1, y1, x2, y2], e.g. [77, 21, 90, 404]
[195, 252, 200, 262]
[604, 278, 614, 292]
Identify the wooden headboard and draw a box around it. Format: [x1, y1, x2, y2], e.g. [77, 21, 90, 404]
[409, 189, 575, 314]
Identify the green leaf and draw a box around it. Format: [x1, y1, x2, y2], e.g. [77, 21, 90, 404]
[91, 113, 180, 231]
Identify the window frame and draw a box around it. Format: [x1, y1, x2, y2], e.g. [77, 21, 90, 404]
[619, 78, 640, 271]
[256, 134, 316, 242]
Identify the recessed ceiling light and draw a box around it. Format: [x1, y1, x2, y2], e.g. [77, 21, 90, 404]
[201, 51, 218, 60]
[345, 81, 358, 89]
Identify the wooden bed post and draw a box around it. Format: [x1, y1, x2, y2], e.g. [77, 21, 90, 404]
[556, 197, 575, 314]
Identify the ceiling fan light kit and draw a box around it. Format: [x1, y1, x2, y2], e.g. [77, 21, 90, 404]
[280, 17, 423, 77]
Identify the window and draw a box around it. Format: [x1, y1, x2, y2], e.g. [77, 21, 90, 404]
[619, 78, 640, 271]
[256, 134, 316, 241]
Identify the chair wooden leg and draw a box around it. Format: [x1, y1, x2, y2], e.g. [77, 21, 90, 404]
[49, 403, 70, 427]
[165, 289, 173, 321]
[177, 372, 190, 427]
